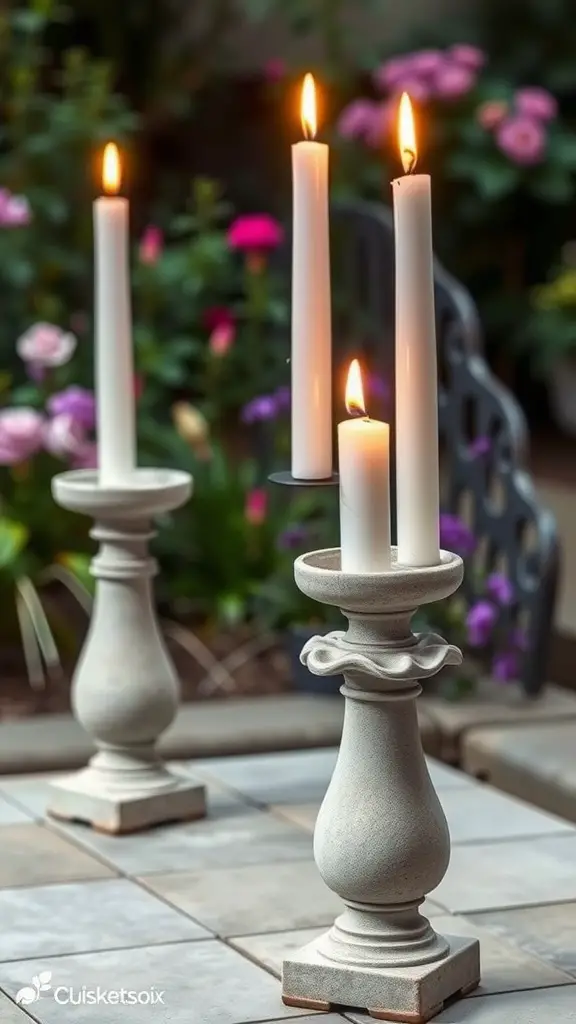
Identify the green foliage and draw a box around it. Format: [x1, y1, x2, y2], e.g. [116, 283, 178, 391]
[522, 260, 576, 373]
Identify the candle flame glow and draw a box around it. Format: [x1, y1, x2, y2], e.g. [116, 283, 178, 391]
[301, 73, 317, 140]
[102, 142, 121, 195]
[398, 92, 417, 174]
[345, 359, 366, 417]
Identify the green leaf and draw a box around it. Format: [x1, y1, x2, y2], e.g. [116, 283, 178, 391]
[531, 167, 575, 203]
[0, 518, 29, 570]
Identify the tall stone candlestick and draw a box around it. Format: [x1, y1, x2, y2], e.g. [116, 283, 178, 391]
[46, 468, 206, 834]
[282, 547, 480, 1023]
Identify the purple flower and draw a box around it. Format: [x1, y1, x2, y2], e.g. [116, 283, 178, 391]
[337, 99, 379, 142]
[0, 408, 45, 464]
[407, 49, 445, 76]
[496, 115, 547, 166]
[515, 87, 557, 123]
[366, 99, 396, 147]
[492, 649, 519, 683]
[393, 77, 431, 103]
[241, 395, 278, 424]
[278, 524, 308, 550]
[274, 386, 291, 412]
[433, 64, 477, 100]
[47, 386, 96, 430]
[439, 513, 476, 557]
[469, 436, 491, 458]
[486, 572, 514, 606]
[43, 413, 87, 462]
[373, 57, 412, 92]
[448, 44, 486, 71]
[369, 374, 390, 402]
[466, 600, 497, 647]
[509, 627, 528, 652]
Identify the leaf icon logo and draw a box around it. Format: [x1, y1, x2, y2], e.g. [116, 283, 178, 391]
[15, 986, 39, 1005]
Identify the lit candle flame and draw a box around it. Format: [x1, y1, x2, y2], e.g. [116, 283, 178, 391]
[398, 92, 417, 174]
[102, 142, 121, 195]
[345, 359, 366, 417]
[301, 73, 317, 140]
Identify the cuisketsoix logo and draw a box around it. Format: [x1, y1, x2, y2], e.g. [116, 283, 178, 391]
[16, 971, 165, 1007]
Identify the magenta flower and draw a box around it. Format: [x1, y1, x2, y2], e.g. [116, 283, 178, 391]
[373, 56, 412, 92]
[469, 436, 491, 458]
[139, 225, 163, 265]
[439, 513, 476, 557]
[203, 306, 235, 332]
[47, 386, 96, 430]
[71, 441, 98, 470]
[433, 64, 477, 100]
[449, 44, 486, 71]
[0, 408, 45, 465]
[44, 413, 87, 462]
[245, 488, 267, 525]
[496, 115, 547, 165]
[209, 322, 235, 357]
[477, 100, 509, 131]
[407, 49, 445, 76]
[263, 58, 286, 82]
[337, 99, 379, 142]
[486, 572, 514, 606]
[492, 649, 519, 683]
[279, 524, 308, 550]
[466, 600, 497, 647]
[393, 77, 431, 103]
[241, 395, 278, 423]
[366, 100, 396, 147]
[227, 214, 283, 253]
[0, 188, 31, 227]
[515, 87, 557, 122]
[17, 323, 77, 369]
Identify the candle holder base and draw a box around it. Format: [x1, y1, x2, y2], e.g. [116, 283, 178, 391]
[48, 754, 206, 835]
[282, 933, 479, 1024]
[46, 468, 206, 833]
[268, 470, 339, 487]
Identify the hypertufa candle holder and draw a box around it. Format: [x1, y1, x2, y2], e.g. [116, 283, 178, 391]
[46, 468, 206, 834]
[281, 547, 480, 1024]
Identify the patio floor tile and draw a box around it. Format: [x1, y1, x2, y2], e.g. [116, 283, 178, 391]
[470, 902, 576, 979]
[432, 834, 576, 913]
[0, 992, 34, 1021]
[0, 824, 115, 888]
[0, 878, 209, 962]
[347, 984, 576, 1023]
[0, 940, 317, 1024]
[439, 786, 574, 845]
[0, 796, 36, 825]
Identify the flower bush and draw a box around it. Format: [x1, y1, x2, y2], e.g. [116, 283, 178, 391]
[522, 245, 576, 374]
[335, 43, 576, 351]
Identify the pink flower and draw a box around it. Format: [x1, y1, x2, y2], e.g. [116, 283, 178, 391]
[227, 214, 283, 254]
[407, 49, 445, 76]
[0, 408, 45, 465]
[245, 488, 267, 525]
[263, 58, 286, 82]
[373, 57, 412, 92]
[139, 225, 163, 265]
[433, 64, 477, 100]
[496, 115, 547, 165]
[203, 306, 235, 331]
[477, 100, 509, 131]
[366, 99, 396, 147]
[515, 87, 558, 122]
[17, 323, 76, 369]
[0, 189, 31, 227]
[337, 99, 379, 142]
[44, 413, 87, 461]
[449, 44, 486, 71]
[209, 322, 235, 356]
[71, 442, 98, 470]
[392, 77, 431, 103]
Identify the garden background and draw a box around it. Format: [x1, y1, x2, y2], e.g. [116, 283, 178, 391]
[1, 0, 576, 717]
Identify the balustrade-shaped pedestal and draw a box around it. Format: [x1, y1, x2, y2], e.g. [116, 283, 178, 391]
[47, 469, 206, 834]
[281, 548, 480, 1024]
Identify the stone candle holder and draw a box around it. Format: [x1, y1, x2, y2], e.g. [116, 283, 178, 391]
[47, 468, 206, 834]
[282, 547, 480, 1023]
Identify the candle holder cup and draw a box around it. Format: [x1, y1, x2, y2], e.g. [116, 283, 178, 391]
[281, 547, 480, 1023]
[46, 468, 206, 834]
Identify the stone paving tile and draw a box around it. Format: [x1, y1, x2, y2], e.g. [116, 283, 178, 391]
[141, 860, 341, 937]
[55, 804, 313, 875]
[431, 914, 572, 996]
[0, 795, 35, 825]
[0, 824, 115, 888]
[0, 992, 34, 1022]
[439, 785, 574, 845]
[230, 905, 451, 978]
[432, 834, 576, 913]
[0, 940, 317, 1024]
[470, 902, 576, 979]
[0, 878, 209, 962]
[347, 985, 576, 1023]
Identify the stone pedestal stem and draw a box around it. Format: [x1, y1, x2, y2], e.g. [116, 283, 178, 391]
[46, 469, 206, 833]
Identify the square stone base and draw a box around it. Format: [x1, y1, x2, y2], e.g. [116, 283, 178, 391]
[47, 772, 207, 834]
[282, 933, 480, 1024]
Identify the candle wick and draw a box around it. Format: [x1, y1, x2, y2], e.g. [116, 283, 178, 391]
[403, 148, 417, 175]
